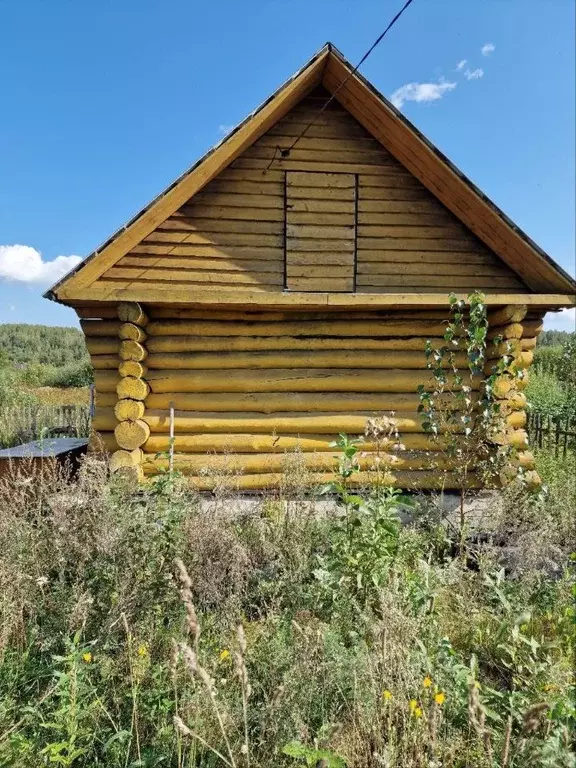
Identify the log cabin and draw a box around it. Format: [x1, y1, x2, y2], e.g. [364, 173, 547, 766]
[45, 44, 575, 491]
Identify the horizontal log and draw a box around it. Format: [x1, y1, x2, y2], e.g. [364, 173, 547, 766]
[141, 466, 482, 491]
[145, 349, 467, 371]
[118, 360, 148, 378]
[488, 339, 522, 358]
[94, 409, 457, 435]
[143, 433, 456, 454]
[146, 335, 450, 354]
[95, 392, 117, 408]
[93, 411, 115, 431]
[146, 307, 459, 321]
[145, 369, 480, 394]
[89, 431, 118, 452]
[119, 323, 148, 342]
[81, 319, 121, 337]
[115, 419, 151, 450]
[141, 451, 462, 475]
[91, 355, 119, 370]
[75, 305, 119, 319]
[522, 320, 544, 337]
[85, 337, 120, 355]
[119, 340, 148, 362]
[118, 302, 148, 326]
[94, 371, 120, 392]
[116, 377, 150, 401]
[144, 391, 471, 413]
[147, 319, 449, 338]
[488, 305, 528, 325]
[94, 404, 527, 436]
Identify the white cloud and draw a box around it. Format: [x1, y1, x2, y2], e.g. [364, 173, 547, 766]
[481, 43, 495, 56]
[544, 307, 576, 332]
[464, 67, 484, 81]
[0, 245, 81, 285]
[218, 124, 234, 136]
[390, 80, 457, 109]
[456, 59, 467, 70]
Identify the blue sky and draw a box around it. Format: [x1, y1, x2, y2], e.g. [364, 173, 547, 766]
[1, 0, 574, 330]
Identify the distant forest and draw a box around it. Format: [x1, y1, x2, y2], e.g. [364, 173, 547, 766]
[537, 329, 575, 347]
[0, 324, 89, 367]
[0, 324, 91, 389]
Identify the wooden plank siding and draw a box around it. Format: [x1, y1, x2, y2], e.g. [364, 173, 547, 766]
[96, 88, 528, 296]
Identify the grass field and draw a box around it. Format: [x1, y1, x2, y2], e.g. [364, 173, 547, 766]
[0, 446, 573, 767]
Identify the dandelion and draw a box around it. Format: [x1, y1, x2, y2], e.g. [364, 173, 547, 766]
[82, 652, 92, 663]
[409, 699, 418, 713]
[220, 649, 230, 661]
[137, 644, 148, 657]
[435, 692, 446, 706]
[383, 689, 393, 701]
[423, 676, 433, 688]
[414, 706, 423, 718]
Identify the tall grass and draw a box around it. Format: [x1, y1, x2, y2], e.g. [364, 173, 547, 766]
[0, 450, 573, 767]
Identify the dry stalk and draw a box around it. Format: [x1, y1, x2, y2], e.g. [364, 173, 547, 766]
[174, 558, 237, 768]
[174, 716, 234, 768]
[468, 683, 492, 763]
[501, 714, 513, 767]
[234, 624, 251, 766]
[121, 612, 142, 766]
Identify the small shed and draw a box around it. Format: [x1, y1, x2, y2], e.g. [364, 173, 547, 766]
[45, 44, 575, 490]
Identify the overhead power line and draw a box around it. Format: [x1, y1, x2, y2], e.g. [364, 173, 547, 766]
[266, 0, 417, 170]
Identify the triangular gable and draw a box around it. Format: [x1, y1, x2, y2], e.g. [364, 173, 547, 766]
[46, 44, 575, 304]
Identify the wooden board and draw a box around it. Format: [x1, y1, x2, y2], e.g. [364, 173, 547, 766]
[70, 86, 538, 299]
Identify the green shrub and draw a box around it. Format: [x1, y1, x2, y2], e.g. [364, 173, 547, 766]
[42, 360, 93, 388]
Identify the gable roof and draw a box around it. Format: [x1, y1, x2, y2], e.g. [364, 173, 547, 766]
[46, 43, 575, 305]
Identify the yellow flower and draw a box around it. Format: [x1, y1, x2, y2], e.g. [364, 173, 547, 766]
[414, 706, 423, 718]
[383, 689, 393, 701]
[137, 644, 148, 658]
[409, 699, 418, 713]
[220, 649, 230, 661]
[82, 652, 92, 663]
[423, 676, 433, 688]
[434, 692, 446, 706]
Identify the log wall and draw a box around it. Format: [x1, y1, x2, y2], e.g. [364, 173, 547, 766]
[83, 303, 538, 490]
[81, 301, 542, 490]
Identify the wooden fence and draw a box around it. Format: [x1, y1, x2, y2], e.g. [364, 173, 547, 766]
[0, 404, 91, 450]
[526, 412, 575, 456]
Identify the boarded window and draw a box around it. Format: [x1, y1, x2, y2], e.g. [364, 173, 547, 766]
[285, 172, 356, 292]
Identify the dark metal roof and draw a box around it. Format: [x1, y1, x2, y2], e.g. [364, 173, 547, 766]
[0, 438, 89, 459]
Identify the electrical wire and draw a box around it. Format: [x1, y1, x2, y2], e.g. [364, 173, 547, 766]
[265, 0, 416, 171]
